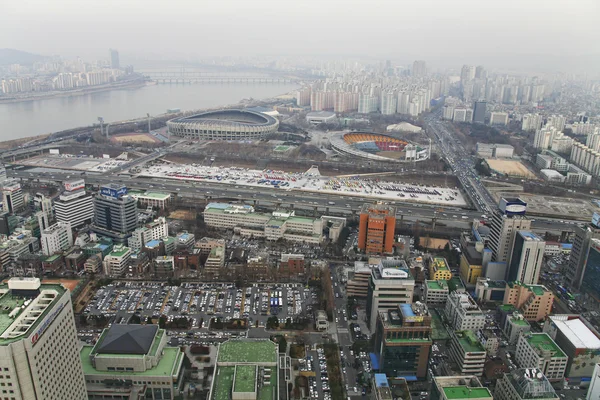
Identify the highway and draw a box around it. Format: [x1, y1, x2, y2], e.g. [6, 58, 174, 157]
[8, 169, 575, 233]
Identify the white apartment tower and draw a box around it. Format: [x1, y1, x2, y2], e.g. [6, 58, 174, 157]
[0, 278, 87, 399]
[41, 221, 73, 256]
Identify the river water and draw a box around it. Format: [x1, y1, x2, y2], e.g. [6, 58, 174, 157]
[0, 82, 299, 141]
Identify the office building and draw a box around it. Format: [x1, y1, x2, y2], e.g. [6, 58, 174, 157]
[445, 291, 486, 331]
[503, 312, 531, 345]
[0, 277, 87, 399]
[128, 217, 169, 252]
[54, 188, 94, 228]
[109, 48, 119, 69]
[93, 184, 138, 242]
[366, 260, 415, 333]
[204, 245, 226, 279]
[81, 324, 185, 399]
[358, 203, 396, 255]
[566, 214, 600, 288]
[429, 256, 452, 280]
[580, 238, 600, 302]
[347, 261, 373, 298]
[40, 221, 73, 256]
[544, 315, 600, 378]
[102, 244, 132, 276]
[490, 112, 509, 126]
[425, 280, 449, 305]
[460, 244, 492, 286]
[431, 376, 492, 400]
[473, 101, 486, 124]
[507, 231, 545, 284]
[587, 363, 600, 400]
[374, 303, 432, 379]
[475, 278, 506, 303]
[195, 237, 226, 256]
[208, 339, 280, 400]
[495, 369, 558, 400]
[449, 330, 487, 376]
[1, 179, 24, 214]
[515, 333, 567, 381]
[488, 198, 530, 273]
[204, 203, 324, 244]
[504, 282, 553, 322]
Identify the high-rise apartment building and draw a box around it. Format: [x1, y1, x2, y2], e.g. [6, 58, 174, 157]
[93, 184, 138, 242]
[473, 101, 486, 124]
[0, 277, 87, 399]
[507, 231, 545, 284]
[566, 213, 600, 288]
[374, 303, 432, 378]
[522, 113, 543, 132]
[109, 48, 120, 69]
[366, 261, 415, 333]
[358, 203, 396, 255]
[460, 65, 475, 87]
[380, 92, 398, 115]
[546, 115, 566, 132]
[40, 221, 73, 256]
[412, 60, 427, 77]
[54, 180, 94, 228]
[490, 112, 509, 126]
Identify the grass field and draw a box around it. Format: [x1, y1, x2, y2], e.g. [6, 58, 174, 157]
[485, 159, 536, 178]
[273, 145, 291, 152]
[111, 133, 160, 144]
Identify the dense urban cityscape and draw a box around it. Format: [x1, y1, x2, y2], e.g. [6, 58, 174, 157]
[1, 2, 600, 400]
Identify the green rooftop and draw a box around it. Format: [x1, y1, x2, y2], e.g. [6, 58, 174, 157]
[266, 218, 286, 227]
[108, 246, 130, 258]
[81, 346, 183, 377]
[427, 280, 448, 290]
[213, 367, 235, 400]
[455, 331, 485, 353]
[509, 316, 529, 326]
[386, 338, 432, 344]
[0, 283, 66, 345]
[443, 386, 492, 399]
[233, 365, 256, 393]
[529, 285, 546, 296]
[499, 304, 516, 312]
[44, 254, 61, 262]
[527, 333, 566, 358]
[139, 192, 171, 200]
[217, 340, 277, 364]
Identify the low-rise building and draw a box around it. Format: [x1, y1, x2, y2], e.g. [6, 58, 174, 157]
[449, 330, 487, 376]
[475, 278, 507, 303]
[478, 329, 500, 357]
[81, 324, 185, 399]
[430, 256, 452, 281]
[431, 376, 492, 400]
[425, 280, 449, 305]
[515, 333, 567, 381]
[204, 245, 226, 279]
[40, 221, 73, 256]
[195, 237, 226, 256]
[102, 245, 132, 276]
[315, 310, 328, 331]
[495, 369, 558, 400]
[347, 261, 372, 298]
[445, 291, 486, 331]
[154, 256, 175, 276]
[504, 282, 553, 322]
[503, 312, 531, 345]
[129, 191, 172, 209]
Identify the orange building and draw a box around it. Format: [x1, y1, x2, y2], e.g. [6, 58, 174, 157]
[358, 203, 397, 255]
[503, 281, 554, 322]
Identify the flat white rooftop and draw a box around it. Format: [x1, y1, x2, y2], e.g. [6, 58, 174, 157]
[553, 318, 600, 349]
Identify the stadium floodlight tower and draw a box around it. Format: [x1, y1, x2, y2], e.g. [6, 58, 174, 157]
[97, 117, 104, 136]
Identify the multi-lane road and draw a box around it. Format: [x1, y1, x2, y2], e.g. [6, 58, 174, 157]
[8, 168, 575, 233]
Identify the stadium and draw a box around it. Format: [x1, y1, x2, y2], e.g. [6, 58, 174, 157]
[330, 132, 430, 162]
[167, 109, 279, 141]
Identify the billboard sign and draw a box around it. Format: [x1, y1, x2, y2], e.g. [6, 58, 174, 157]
[31, 302, 65, 346]
[64, 179, 85, 192]
[100, 185, 128, 199]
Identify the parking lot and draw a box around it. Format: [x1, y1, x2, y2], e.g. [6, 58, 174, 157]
[84, 281, 318, 328]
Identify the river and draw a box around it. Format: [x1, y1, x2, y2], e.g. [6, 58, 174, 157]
[0, 82, 299, 141]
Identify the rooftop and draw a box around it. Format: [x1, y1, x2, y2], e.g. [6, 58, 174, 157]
[81, 345, 183, 377]
[427, 280, 448, 291]
[433, 257, 449, 271]
[549, 316, 600, 349]
[443, 386, 492, 399]
[233, 365, 256, 393]
[95, 324, 159, 355]
[107, 245, 130, 258]
[526, 333, 566, 358]
[509, 315, 530, 326]
[217, 340, 277, 364]
[0, 282, 65, 345]
[455, 331, 485, 353]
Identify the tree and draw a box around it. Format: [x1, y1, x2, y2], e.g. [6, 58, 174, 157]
[158, 315, 167, 329]
[266, 316, 279, 330]
[279, 336, 287, 353]
[129, 314, 141, 324]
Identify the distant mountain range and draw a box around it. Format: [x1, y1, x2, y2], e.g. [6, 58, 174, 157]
[0, 49, 48, 65]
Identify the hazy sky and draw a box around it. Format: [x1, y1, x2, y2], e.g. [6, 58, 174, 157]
[1, 0, 599, 69]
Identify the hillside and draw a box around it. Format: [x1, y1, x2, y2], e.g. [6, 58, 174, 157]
[0, 49, 48, 65]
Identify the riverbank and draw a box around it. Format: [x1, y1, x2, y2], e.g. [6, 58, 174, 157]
[0, 79, 147, 104]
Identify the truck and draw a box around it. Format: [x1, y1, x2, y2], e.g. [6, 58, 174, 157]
[328, 201, 335, 205]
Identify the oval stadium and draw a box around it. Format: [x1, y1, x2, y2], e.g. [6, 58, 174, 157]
[167, 109, 279, 140]
[330, 132, 430, 162]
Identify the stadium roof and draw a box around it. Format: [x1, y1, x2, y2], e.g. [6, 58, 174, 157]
[96, 324, 158, 355]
